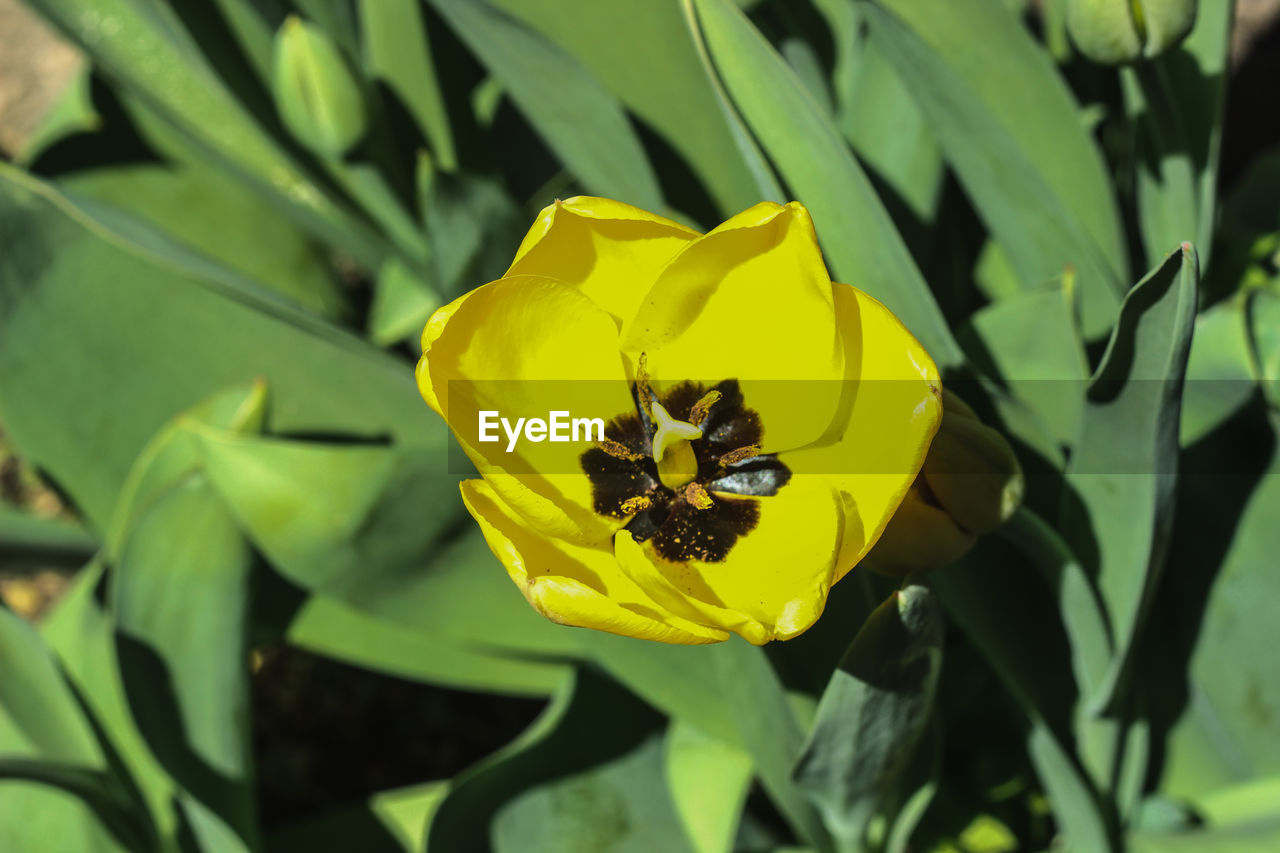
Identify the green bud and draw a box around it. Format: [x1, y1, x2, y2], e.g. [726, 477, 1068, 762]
[1067, 0, 1197, 64]
[273, 16, 367, 157]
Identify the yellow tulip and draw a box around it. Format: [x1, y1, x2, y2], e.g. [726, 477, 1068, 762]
[417, 197, 942, 644]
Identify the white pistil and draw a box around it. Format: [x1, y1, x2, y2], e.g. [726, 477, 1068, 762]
[650, 400, 702, 489]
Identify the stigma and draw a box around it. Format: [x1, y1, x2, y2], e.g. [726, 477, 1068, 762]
[649, 399, 702, 489]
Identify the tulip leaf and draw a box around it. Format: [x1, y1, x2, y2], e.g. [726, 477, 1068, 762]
[1131, 778, 1280, 852]
[664, 722, 754, 853]
[487, 0, 766, 215]
[360, 0, 457, 171]
[493, 734, 695, 853]
[932, 539, 1116, 852]
[816, 0, 944, 226]
[38, 563, 182, 842]
[423, 0, 663, 212]
[426, 667, 675, 851]
[0, 603, 101, 764]
[1123, 2, 1231, 271]
[862, 0, 1126, 336]
[22, 0, 389, 266]
[1063, 244, 1199, 713]
[284, 595, 566, 698]
[792, 585, 942, 848]
[1160, 453, 1280, 800]
[963, 279, 1090, 449]
[110, 473, 260, 848]
[1181, 296, 1256, 447]
[59, 164, 349, 320]
[0, 508, 98, 572]
[688, 0, 962, 368]
[584, 634, 831, 850]
[187, 427, 577, 692]
[0, 166, 447, 532]
[0, 759, 152, 853]
[268, 780, 448, 853]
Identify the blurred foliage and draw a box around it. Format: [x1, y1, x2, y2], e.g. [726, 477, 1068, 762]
[1, 0, 1278, 851]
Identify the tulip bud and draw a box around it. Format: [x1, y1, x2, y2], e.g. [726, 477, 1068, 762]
[1067, 0, 1197, 64]
[273, 16, 367, 157]
[864, 390, 1024, 578]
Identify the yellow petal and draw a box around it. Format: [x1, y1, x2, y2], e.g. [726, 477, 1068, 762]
[461, 479, 727, 645]
[783, 282, 943, 581]
[425, 274, 638, 544]
[621, 201, 843, 451]
[506, 196, 701, 327]
[615, 475, 843, 643]
[416, 288, 477, 415]
[615, 531, 771, 645]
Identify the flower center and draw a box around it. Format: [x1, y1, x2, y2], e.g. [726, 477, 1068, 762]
[579, 366, 791, 564]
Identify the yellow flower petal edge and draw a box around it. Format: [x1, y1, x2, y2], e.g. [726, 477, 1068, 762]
[461, 479, 727, 644]
[418, 198, 944, 645]
[507, 196, 700, 327]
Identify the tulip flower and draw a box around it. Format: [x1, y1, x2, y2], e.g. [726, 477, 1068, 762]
[417, 198, 943, 644]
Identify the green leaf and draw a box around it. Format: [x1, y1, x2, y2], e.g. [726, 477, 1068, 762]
[0, 509, 98, 572]
[964, 278, 1089, 448]
[493, 734, 695, 853]
[688, 0, 963, 368]
[0, 759, 153, 853]
[424, 0, 664, 211]
[1123, 1, 1232, 270]
[1161, 454, 1280, 799]
[23, 0, 389, 265]
[1181, 295, 1256, 446]
[425, 667, 666, 851]
[0, 167, 445, 532]
[932, 539, 1116, 852]
[368, 257, 444, 348]
[1063, 244, 1199, 712]
[664, 723, 754, 853]
[817, 0, 944, 225]
[284, 595, 566, 698]
[269, 780, 448, 853]
[60, 164, 348, 320]
[39, 563, 182, 844]
[583, 634, 830, 849]
[360, 0, 457, 171]
[187, 426, 572, 694]
[863, 0, 1127, 335]
[0, 605, 101, 765]
[1131, 778, 1280, 852]
[111, 474, 259, 848]
[487, 0, 764, 214]
[793, 585, 942, 849]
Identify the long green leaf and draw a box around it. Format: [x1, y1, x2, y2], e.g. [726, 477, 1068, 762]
[1063, 245, 1199, 712]
[862, 0, 1127, 335]
[793, 585, 942, 849]
[1123, 1, 1232, 271]
[23, 0, 388, 266]
[111, 475, 259, 848]
[424, 0, 664, 211]
[488, 0, 767, 215]
[0, 167, 447, 532]
[688, 0, 963, 368]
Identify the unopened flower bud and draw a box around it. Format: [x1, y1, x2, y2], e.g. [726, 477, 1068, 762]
[273, 16, 367, 157]
[1067, 0, 1197, 64]
[864, 390, 1024, 578]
